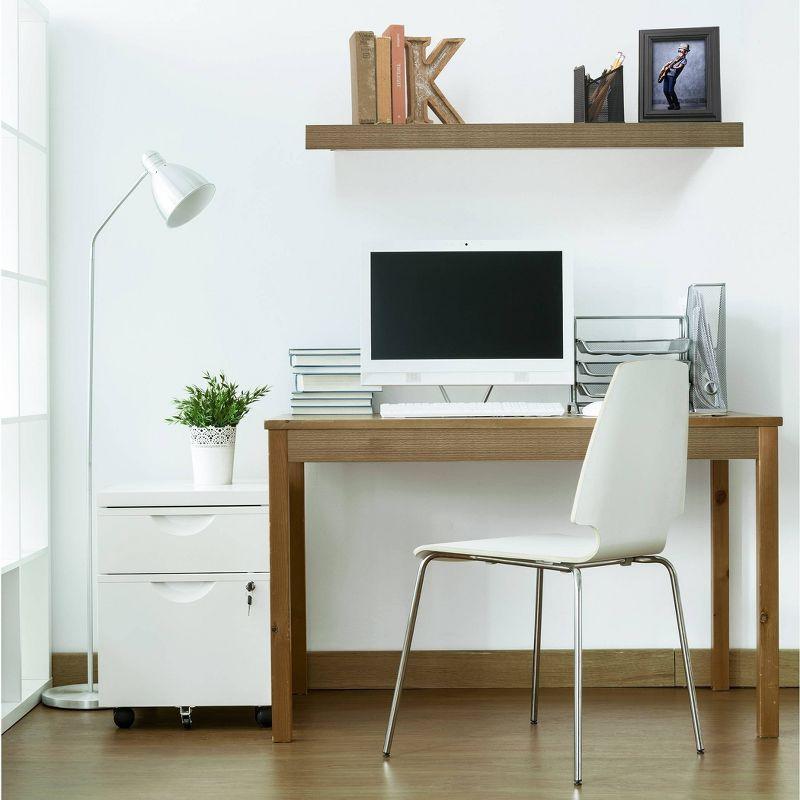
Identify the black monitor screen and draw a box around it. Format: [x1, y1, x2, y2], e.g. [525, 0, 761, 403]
[370, 250, 563, 360]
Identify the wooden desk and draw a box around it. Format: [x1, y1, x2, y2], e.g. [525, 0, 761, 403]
[264, 412, 783, 743]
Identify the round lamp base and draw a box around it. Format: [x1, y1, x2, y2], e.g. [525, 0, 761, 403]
[41, 684, 107, 710]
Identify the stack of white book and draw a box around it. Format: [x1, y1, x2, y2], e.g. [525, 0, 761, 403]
[289, 348, 380, 415]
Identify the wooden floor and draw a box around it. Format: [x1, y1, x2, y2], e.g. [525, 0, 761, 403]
[3, 688, 798, 799]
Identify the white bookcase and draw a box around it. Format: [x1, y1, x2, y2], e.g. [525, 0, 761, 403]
[1, 0, 51, 733]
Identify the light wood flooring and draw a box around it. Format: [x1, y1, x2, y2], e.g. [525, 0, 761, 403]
[2, 688, 797, 799]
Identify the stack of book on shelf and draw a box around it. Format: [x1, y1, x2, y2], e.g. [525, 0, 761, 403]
[290, 348, 380, 416]
[350, 25, 406, 124]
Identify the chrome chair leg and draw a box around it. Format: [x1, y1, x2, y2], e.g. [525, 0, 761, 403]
[383, 554, 436, 757]
[530, 567, 544, 724]
[572, 568, 583, 786]
[651, 556, 704, 753]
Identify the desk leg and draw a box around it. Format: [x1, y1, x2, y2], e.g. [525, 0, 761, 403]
[289, 462, 307, 695]
[269, 430, 293, 742]
[756, 427, 779, 738]
[710, 461, 730, 690]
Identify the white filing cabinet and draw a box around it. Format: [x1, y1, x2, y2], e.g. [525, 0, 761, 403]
[96, 483, 271, 729]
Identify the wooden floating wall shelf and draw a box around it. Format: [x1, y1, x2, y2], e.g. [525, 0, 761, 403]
[306, 122, 744, 150]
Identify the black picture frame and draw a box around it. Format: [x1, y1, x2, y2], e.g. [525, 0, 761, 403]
[638, 27, 721, 122]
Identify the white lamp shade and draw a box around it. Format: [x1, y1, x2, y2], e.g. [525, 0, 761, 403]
[142, 151, 216, 228]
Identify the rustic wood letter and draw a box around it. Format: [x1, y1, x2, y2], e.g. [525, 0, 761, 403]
[405, 37, 465, 124]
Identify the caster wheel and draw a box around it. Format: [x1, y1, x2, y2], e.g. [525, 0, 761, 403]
[113, 707, 135, 728]
[255, 706, 272, 728]
[178, 706, 193, 729]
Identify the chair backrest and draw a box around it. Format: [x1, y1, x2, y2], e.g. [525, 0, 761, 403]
[571, 359, 689, 561]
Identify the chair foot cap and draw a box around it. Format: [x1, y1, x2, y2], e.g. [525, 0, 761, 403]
[574, 780, 582, 786]
[530, 720, 538, 725]
[382, 752, 390, 759]
[697, 748, 705, 754]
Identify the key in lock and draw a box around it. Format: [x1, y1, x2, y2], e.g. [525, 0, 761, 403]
[245, 581, 256, 615]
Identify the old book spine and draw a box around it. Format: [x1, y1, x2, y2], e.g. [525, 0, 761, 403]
[375, 36, 392, 124]
[382, 24, 406, 124]
[349, 31, 377, 124]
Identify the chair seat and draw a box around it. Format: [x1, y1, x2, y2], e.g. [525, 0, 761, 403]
[414, 531, 600, 564]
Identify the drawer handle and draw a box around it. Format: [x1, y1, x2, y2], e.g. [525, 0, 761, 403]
[150, 581, 216, 603]
[150, 514, 216, 536]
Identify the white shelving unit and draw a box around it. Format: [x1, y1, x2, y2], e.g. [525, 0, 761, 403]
[1, 0, 51, 733]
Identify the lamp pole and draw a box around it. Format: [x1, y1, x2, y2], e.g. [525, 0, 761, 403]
[85, 171, 149, 698]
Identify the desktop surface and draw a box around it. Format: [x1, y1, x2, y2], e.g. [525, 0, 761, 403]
[265, 411, 781, 429]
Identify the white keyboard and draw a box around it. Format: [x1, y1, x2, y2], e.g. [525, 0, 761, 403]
[380, 401, 566, 418]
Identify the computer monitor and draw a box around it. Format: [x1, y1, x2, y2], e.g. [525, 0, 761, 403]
[361, 241, 574, 386]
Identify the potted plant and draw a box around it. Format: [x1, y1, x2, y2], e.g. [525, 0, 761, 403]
[167, 371, 270, 486]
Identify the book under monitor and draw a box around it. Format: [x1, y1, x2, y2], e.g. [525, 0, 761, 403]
[291, 392, 373, 400]
[291, 398, 372, 407]
[290, 354, 361, 367]
[293, 373, 381, 392]
[290, 406, 374, 415]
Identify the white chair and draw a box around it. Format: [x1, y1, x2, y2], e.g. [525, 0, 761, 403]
[382, 360, 703, 786]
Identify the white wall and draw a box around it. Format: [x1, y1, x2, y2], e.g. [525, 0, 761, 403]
[48, 0, 798, 653]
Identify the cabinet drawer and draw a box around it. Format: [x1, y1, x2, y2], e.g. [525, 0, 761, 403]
[97, 507, 268, 574]
[98, 573, 270, 708]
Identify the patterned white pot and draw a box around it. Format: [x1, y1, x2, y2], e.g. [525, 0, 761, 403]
[189, 426, 236, 486]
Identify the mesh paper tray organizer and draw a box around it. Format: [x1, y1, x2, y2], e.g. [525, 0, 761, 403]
[577, 382, 608, 400]
[576, 338, 690, 357]
[572, 316, 690, 412]
[577, 362, 622, 378]
[575, 363, 616, 394]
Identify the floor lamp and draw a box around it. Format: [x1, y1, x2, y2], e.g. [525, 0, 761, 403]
[41, 151, 215, 710]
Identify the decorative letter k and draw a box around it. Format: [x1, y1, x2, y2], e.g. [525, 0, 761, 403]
[405, 37, 465, 124]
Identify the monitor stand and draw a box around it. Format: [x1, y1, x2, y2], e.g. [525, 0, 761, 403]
[438, 385, 494, 403]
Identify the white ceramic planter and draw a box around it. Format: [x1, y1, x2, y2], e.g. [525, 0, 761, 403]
[189, 426, 236, 486]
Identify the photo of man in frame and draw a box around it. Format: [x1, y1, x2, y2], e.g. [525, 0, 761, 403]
[651, 39, 707, 111]
[638, 27, 721, 122]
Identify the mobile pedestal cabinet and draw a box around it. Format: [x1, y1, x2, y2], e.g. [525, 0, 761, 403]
[96, 483, 271, 729]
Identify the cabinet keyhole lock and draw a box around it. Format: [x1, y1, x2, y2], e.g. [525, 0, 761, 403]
[245, 581, 256, 616]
